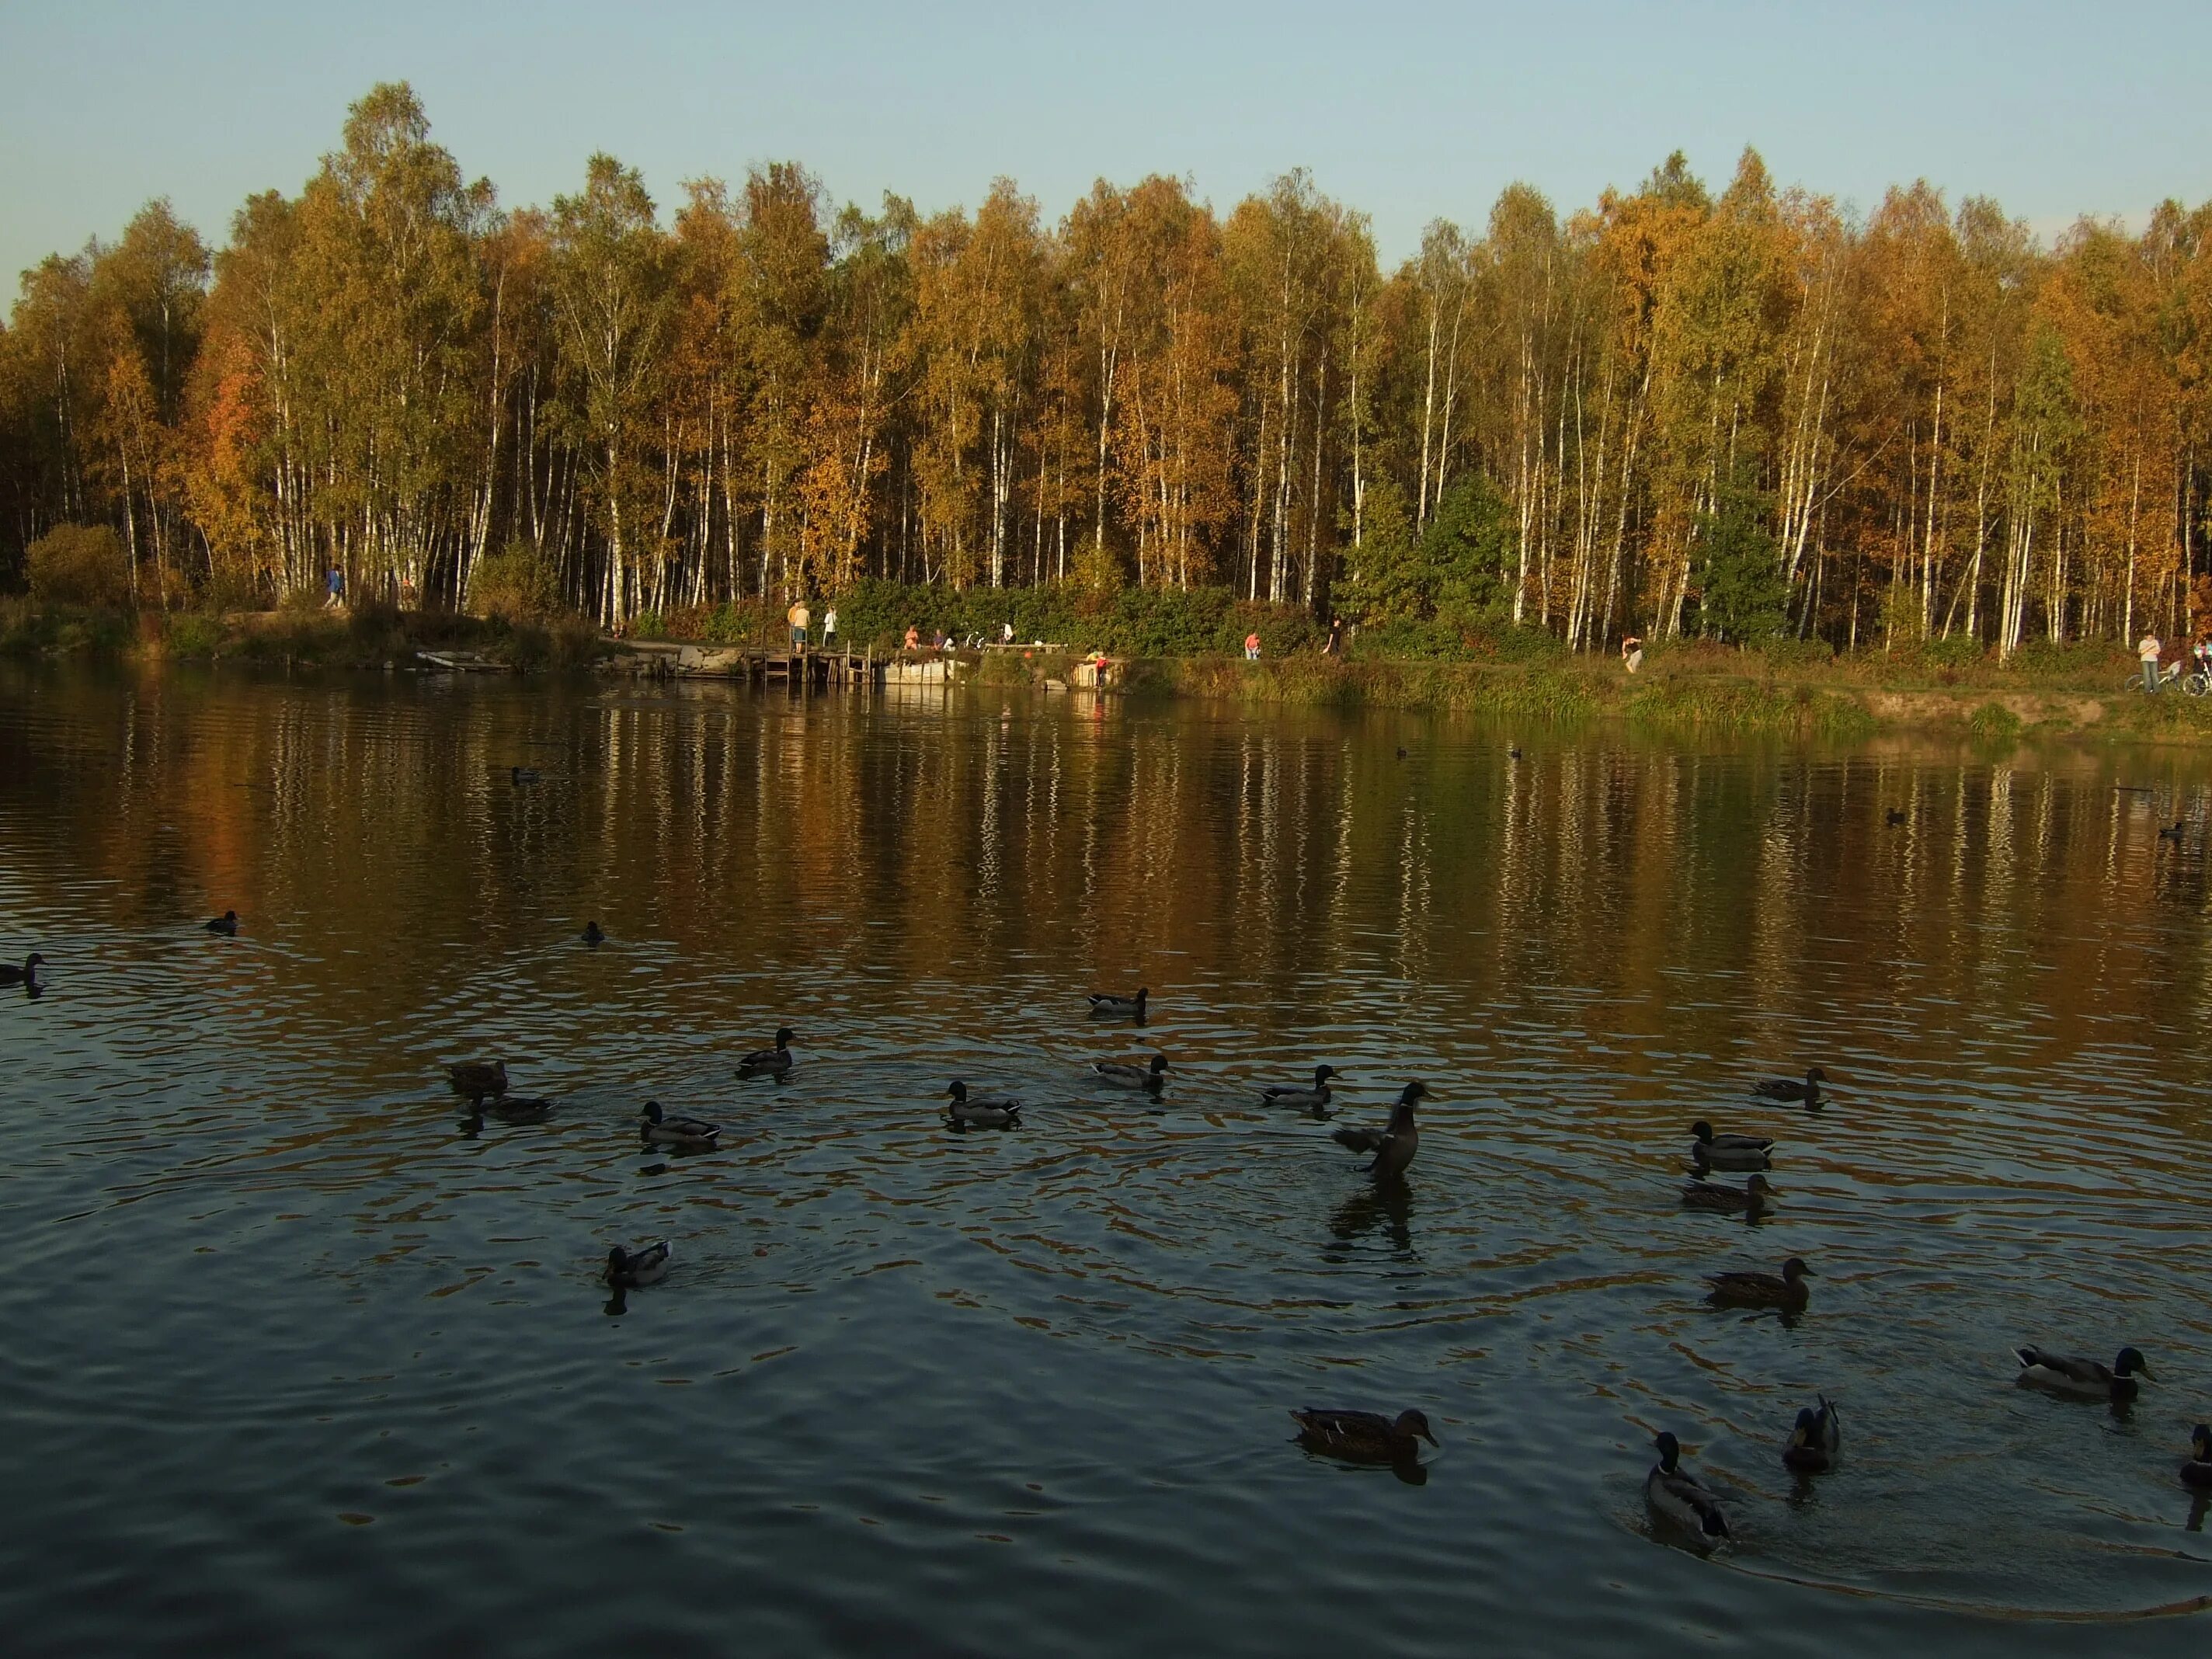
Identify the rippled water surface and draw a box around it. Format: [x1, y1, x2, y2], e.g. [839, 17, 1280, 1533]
[5, 662, 2212, 1655]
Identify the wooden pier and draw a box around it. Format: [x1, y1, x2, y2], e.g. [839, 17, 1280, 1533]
[614, 640, 913, 688]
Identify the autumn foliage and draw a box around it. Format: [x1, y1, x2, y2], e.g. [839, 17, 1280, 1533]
[2, 82, 2209, 659]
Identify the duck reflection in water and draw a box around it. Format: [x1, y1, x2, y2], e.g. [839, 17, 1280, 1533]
[1327, 1179, 1414, 1256]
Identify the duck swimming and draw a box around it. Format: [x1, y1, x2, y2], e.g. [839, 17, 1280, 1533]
[510, 766, 539, 785]
[2013, 1345, 2152, 1403]
[605, 1240, 672, 1287]
[0, 952, 44, 988]
[944, 1080, 1021, 1128]
[205, 910, 239, 936]
[1087, 987, 1147, 1019]
[639, 1100, 720, 1149]
[447, 1059, 509, 1104]
[1092, 1053, 1167, 1090]
[1782, 1396, 1841, 1473]
[1752, 1066, 1826, 1106]
[1690, 1121, 1774, 1170]
[1261, 1065, 1341, 1109]
[1332, 1082, 1429, 1181]
[1289, 1407, 1438, 1466]
[1680, 1173, 1777, 1217]
[2182, 1425, 2212, 1490]
[1645, 1432, 1728, 1543]
[737, 1028, 795, 1076]
[580, 921, 605, 947]
[1706, 1256, 1813, 1311]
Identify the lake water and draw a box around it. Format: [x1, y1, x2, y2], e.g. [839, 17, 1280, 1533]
[3, 662, 2210, 1655]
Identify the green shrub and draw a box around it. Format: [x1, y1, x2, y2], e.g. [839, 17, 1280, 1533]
[470, 541, 562, 621]
[1967, 701, 2023, 745]
[27, 524, 130, 608]
[1347, 617, 1469, 660]
[164, 613, 227, 659]
[1754, 636, 1838, 671]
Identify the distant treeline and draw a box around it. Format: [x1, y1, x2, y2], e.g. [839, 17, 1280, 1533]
[5, 81, 2212, 655]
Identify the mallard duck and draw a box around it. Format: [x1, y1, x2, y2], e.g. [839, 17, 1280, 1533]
[639, 1099, 720, 1149]
[1092, 1053, 1167, 1090]
[605, 1240, 672, 1287]
[1782, 1396, 1841, 1473]
[580, 920, 605, 947]
[205, 909, 240, 936]
[736, 1028, 795, 1076]
[944, 1080, 1021, 1127]
[447, 1059, 509, 1104]
[478, 1095, 555, 1125]
[510, 766, 539, 785]
[2182, 1425, 2212, 1490]
[1332, 1082, 1429, 1181]
[1645, 1432, 1729, 1542]
[1752, 1066, 1826, 1106]
[2013, 1345, 2152, 1403]
[1087, 987, 1148, 1019]
[1690, 1120, 1774, 1170]
[0, 952, 44, 988]
[1261, 1065, 1341, 1109]
[1885, 807, 1907, 826]
[2159, 819, 2186, 842]
[1680, 1173, 1777, 1216]
[1289, 1407, 1438, 1465]
[1706, 1256, 1813, 1310]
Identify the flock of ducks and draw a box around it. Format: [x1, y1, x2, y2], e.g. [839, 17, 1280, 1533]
[21, 913, 2212, 1548]
[1633, 1076, 2206, 1549]
[436, 962, 2212, 1535]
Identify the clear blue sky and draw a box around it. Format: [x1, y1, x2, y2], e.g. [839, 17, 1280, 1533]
[2, 0, 2207, 289]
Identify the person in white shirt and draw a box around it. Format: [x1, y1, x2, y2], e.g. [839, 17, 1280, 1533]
[2139, 633, 2162, 693]
[823, 605, 839, 649]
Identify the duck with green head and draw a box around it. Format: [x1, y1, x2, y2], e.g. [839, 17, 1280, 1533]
[1690, 1121, 1774, 1171]
[1261, 1065, 1341, 1110]
[1332, 1082, 1430, 1182]
[944, 1080, 1021, 1128]
[737, 1028, 795, 1076]
[2014, 1345, 2151, 1404]
[1782, 1396, 1841, 1473]
[1092, 1053, 1167, 1090]
[1645, 1432, 1728, 1544]
[639, 1100, 720, 1149]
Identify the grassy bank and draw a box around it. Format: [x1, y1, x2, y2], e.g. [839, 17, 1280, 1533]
[1132, 647, 2212, 745]
[6, 594, 2210, 743]
[0, 598, 605, 672]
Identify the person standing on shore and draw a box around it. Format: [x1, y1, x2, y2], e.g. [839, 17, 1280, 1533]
[2139, 631, 2162, 692]
[1325, 616, 1344, 656]
[903, 624, 920, 651]
[1622, 634, 1644, 674]
[790, 598, 810, 651]
[325, 565, 345, 610]
[1244, 630, 1261, 661]
[823, 604, 838, 650]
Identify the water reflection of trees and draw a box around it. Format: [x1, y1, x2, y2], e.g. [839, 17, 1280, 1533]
[5, 670, 2209, 1073]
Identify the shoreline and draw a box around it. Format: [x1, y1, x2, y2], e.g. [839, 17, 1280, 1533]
[5, 601, 2209, 746]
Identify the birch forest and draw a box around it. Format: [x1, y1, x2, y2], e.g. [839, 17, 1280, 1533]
[7, 82, 2212, 655]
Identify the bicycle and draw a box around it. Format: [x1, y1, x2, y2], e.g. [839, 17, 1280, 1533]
[2123, 661, 2186, 694]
